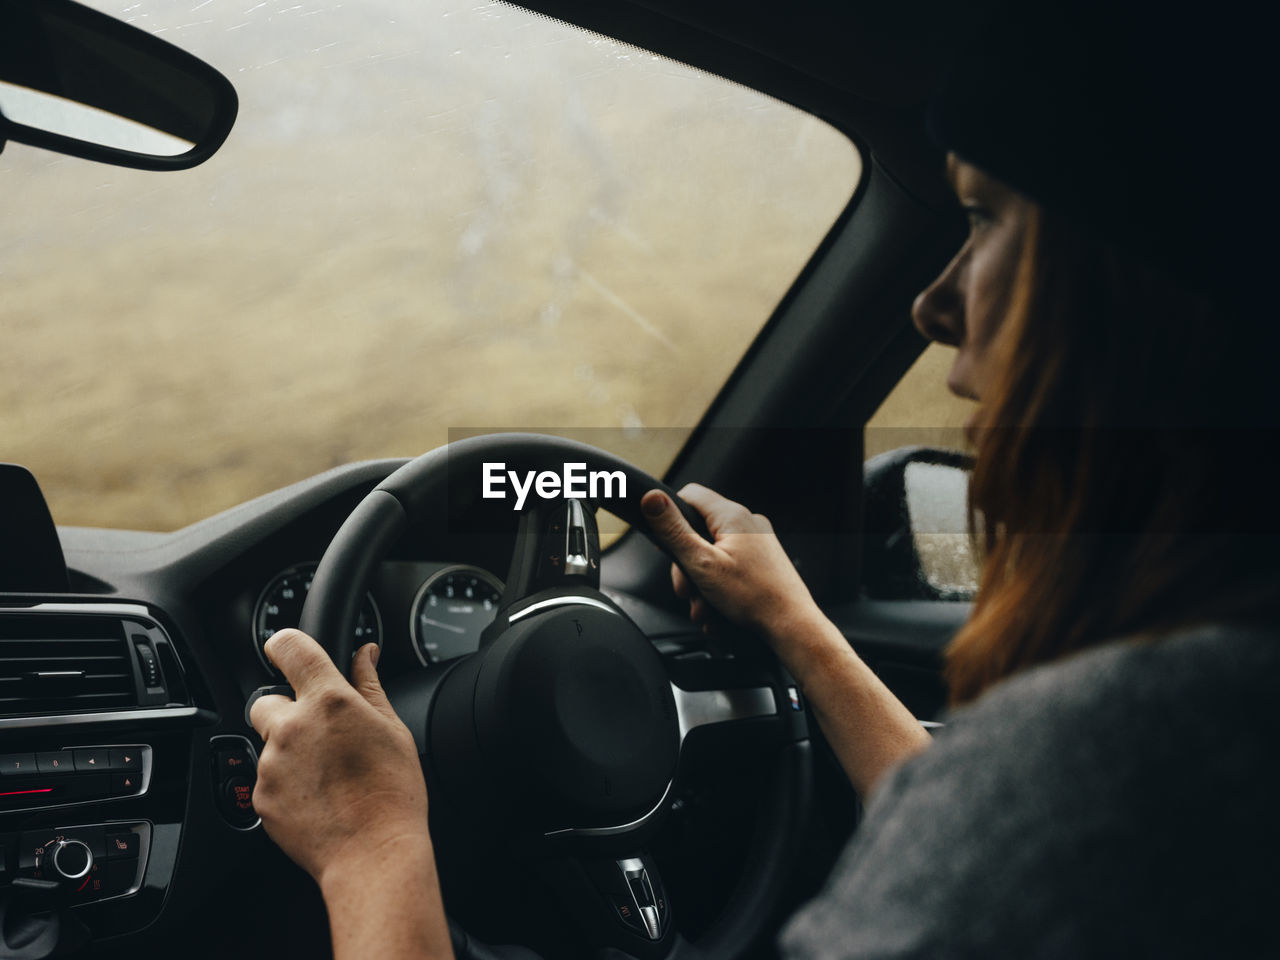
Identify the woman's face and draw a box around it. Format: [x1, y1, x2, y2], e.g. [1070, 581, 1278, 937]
[912, 156, 1035, 403]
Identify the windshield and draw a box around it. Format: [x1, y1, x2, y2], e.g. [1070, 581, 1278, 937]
[0, 0, 859, 531]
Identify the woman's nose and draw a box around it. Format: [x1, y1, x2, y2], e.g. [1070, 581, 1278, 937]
[912, 264, 963, 347]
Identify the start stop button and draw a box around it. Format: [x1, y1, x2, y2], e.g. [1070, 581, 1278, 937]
[209, 735, 259, 829]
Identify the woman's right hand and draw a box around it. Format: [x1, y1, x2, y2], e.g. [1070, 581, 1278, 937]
[640, 483, 819, 642]
[644, 484, 933, 797]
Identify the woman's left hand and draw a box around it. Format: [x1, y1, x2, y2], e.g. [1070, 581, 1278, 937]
[248, 629, 430, 887]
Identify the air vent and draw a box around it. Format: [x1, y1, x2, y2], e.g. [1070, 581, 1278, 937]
[0, 614, 139, 716]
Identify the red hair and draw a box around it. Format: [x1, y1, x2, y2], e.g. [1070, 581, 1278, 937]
[945, 206, 1280, 705]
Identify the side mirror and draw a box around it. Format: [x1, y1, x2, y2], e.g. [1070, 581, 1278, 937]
[0, 0, 237, 169]
[863, 446, 978, 600]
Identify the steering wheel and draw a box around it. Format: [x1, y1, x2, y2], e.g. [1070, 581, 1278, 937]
[294, 433, 811, 959]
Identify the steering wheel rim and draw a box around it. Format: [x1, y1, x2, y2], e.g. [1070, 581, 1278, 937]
[301, 433, 709, 671]
[298, 432, 811, 959]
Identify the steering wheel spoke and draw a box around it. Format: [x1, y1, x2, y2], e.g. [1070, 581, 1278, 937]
[502, 497, 603, 600]
[534, 852, 678, 958]
[672, 683, 778, 739]
[665, 645, 807, 747]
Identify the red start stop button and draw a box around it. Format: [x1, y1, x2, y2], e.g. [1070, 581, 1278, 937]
[209, 735, 259, 829]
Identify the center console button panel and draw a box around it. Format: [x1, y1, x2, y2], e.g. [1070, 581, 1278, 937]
[0, 745, 152, 813]
[3, 820, 150, 904]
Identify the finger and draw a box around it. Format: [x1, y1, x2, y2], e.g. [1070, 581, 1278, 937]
[671, 562, 697, 601]
[676, 483, 757, 538]
[641, 489, 716, 566]
[349, 643, 396, 720]
[689, 596, 710, 624]
[249, 693, 294, 742]
[264, 628, 343, 696]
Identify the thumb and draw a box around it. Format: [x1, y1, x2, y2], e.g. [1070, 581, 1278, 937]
[641, 489, 712, 567]
[350, 642, 395, 719]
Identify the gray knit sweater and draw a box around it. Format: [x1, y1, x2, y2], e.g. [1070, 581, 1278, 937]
[779, 624, 1280, 958]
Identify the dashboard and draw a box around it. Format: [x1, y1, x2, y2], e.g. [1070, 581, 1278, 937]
[0, 458, 702, 957]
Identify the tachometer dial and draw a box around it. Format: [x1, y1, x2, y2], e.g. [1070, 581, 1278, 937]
[411, 565, 503, 665]
[252, 562, 382, 673]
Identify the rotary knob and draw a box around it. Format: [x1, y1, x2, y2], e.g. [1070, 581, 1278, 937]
[41, 838, 94, 882]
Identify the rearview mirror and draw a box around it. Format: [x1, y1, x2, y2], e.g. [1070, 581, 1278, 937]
[0, 0, 237, 169]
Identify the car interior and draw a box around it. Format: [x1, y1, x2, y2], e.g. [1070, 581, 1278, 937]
[1, 0, 982, 957]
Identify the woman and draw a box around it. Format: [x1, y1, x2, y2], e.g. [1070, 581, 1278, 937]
[248, 1, 1279, 956]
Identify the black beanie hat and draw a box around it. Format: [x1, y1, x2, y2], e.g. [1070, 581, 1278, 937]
[926, 0, 1267, 312]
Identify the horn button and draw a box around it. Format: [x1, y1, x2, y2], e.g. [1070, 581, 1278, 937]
[431, 603, 680, 833]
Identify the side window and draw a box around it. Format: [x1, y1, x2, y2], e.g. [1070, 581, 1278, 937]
[863, 344, 980, 599]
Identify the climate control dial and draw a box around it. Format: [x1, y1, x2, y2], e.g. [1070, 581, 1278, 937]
[42, 838, 93, 882]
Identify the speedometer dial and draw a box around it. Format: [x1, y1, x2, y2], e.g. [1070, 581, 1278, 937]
[252, 562, 382, 673]
[411, 565, 503, 665]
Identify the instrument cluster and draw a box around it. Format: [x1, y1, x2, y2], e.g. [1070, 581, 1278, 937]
[250, 560, 504, 671]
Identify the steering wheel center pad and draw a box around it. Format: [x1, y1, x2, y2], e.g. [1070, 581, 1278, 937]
[432, 602, 680, 830]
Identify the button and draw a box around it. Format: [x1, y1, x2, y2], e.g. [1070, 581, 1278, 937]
[610, 896, 645, 933]
[638, 904, 661, 940]
[212, 738, 260, 827]
[644, 869, 667, 920]
[112, 773, 141, 795]
[36, 752, 74, 775]
[214, 747, 254, 780]
[0, 754, 38, 776]
[218, 776, 258, 827]
[104, 831, 139, 860]
[109, 748, 142, 772]
[72, 748, 109, 772]
[50, 841, 92, 879]
[224, 777, 255, 816]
